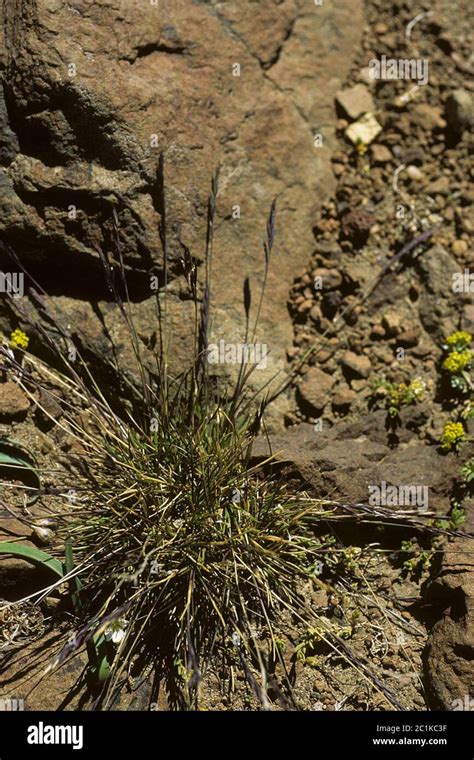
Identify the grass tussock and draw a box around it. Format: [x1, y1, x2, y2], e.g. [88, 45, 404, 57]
[0, 159, 468, 710]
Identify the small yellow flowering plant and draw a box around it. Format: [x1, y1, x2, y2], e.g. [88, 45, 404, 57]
[370, 376, 427, 419]
[440, 420, 465, 451]
[442, 331, 473, 393]
[10, 328, 29, 350]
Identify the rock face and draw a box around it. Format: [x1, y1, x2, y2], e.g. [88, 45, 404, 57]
[424, 501, 474, 710]
[251, 413, 461, 514]
[0, 0, 364, 405]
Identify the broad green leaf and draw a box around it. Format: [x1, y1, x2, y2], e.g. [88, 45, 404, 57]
[0, 541, 63, 578]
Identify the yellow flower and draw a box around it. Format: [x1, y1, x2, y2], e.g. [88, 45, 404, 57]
[445, 331, 472, 349]
[440, 421, 465, 451]
[10, 329, 29, 350]
[442, 350, 472, 374]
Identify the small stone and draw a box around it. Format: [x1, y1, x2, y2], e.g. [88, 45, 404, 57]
[396, 329, 420, 347]
[31, 525, 55, 546]
[357, 66, 372, 86]
[445, 89, 473, 133]
[426, 176, 450, 195]
[312, 267, 343, 291]
[404, 146, 426, 166]
[371, 144, 392, 164]
[374, 22, 388, 35]
[406, 165, 424, 182]
[382, 311, 402, 337]
[332, 387, 356, 410]
[452, 240, 468, 255]
[297, 299, 313, 313]
[309, 304, 322, 324]
[336, 118, 349, 132]
[410, 103, 446, 131]
[370, 324, 386, 340]
[345, 112, 382, 146]
[296, 367, 336, 415]
[340, 208, 376, 243]
[336, 84, 375, 121]
[0, 382, 30, 421]
[340, 351, 371, 379]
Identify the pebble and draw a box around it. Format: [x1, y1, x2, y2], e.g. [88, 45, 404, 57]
[309, 304, 322, 324]
[332, 387, 356, 409]
[312, 267, 343, 291]
[371, 144, 392, 164]
[296, 367, 336, 414]
[336, 84, 375, 121]
[297, 299, 313, 313]
[345, 112, 382, 146]
[445, 89, 473, 133]
[410, 103, 446, 131]
[396, 329, 420, 347]
[427, 176, 450, 195]
[452, 240, 468, 255]
[340, 351, 372, 378]
[382, 311, 402, 337]
[406, 165, 424, 182]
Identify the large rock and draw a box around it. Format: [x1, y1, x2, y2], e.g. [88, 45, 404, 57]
[424, 500, 474, 710]
[416, 245, 461, 340]
[0, 0, 364, 413]
[252, 414, 462, 514]
[0, 381, 30, 421]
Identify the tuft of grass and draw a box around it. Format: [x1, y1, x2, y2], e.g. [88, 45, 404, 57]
[1, 159, 469, 711]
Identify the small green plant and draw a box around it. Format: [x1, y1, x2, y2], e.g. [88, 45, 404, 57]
[461, 460, 474, 484]
[370, 376, 426, 418]
[434, 501, 466, 531]
[441, 331, 473, 393]
[400, 539, 434, 575]
[295, 627, 324, 662]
